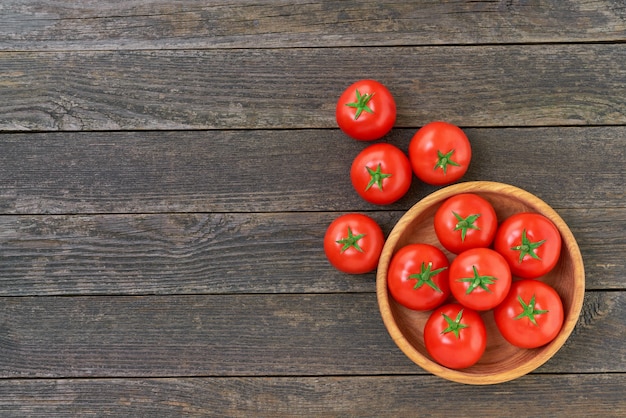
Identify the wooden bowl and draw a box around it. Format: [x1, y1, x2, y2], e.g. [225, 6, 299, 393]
[376, 181, 585, 384]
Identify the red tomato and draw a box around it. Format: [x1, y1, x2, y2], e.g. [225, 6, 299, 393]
[323, 213, 384, 274]
[494, 212, 562, 279]
[494, 279, 564, 348]
[449, 248, 512, 311]
[433, 193, 497, 254]
[350, 143, 412, 205]
[408, 121, 471, 185]
[336, 80, 396, 141]
[424, 303, 487, 369]
[387, 243, 450, 311]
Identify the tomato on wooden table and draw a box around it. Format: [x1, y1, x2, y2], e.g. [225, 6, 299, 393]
[336, 79, 396, 141]
[323, 213, 385, 274]
[424, 303, 487, 369]
[350, 143, 412, 205]
[408, 121, 471, 185]
[433, 193, 497, 254]
[494, 212, 562, 279]
[387, 243, 450, 311]
[449, 248, 512, 311]
[494, 279, 564, 348]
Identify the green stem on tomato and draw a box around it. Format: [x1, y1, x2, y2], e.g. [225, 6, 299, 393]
[511, 229, 546, 263]
[453, 212, 481, 242]
[434, 149, 461, 174]
[345, 89, 375, 120]
[336, 227, 366, 253]
[408, 262, 448, 293]
[514, 294, 549, 326]
[441, 309, 469, 338]
[457, 265, 497, 294]
[365, 163, 392, 191]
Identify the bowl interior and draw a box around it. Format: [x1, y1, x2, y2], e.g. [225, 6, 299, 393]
[376, 181, 585, 385]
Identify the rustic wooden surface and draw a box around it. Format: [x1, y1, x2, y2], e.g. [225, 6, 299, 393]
[1, 1, 624, 416]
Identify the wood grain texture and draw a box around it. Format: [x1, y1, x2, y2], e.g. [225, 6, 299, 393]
[0, 208, 621, 297]
[0, 127, 623, 214]
[1, 0, 625, 51]
[1, 1, 624, 412]
[0, 374, 624, 417]
[0, 292, 623, 378]
[1, 44, 625, 131]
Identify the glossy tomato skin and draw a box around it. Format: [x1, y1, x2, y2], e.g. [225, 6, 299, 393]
[424, 303, 487, 369]
[494, 279, 564, 348]
[336, 80, 396, 141]
[387, 243, 450, 311]
[433, 193, 497, 254]
[494, 212, 562, 279]
[350, 143, 412, 205]
[408, 121, 471, 185]
[323, 214, 384, 274]
[449, 248, 512, 311]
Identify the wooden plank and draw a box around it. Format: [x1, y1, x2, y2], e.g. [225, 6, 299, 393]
[0, 374, 624, 416]
[0, 209, 622, 297]
[0, 292, 623, 378]
[1, 44, 625, 131]
[0, 211, 393, 296]
[1, 0, 625, 51]
[0, 127, 623, 214]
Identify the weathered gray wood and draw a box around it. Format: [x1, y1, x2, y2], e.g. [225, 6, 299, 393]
[0, 211, 383, 296]
[0, 127, 623, 214]
[0, 1, 622, 414]
[0, 209, 621, 297]
[1, 44, 625, 131]
[0, 292, 623, 378]
[0, 374, 624, 417]
[1, 0, 625, 51]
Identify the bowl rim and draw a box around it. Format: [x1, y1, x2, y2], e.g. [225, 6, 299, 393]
[376, 181, 585, 385]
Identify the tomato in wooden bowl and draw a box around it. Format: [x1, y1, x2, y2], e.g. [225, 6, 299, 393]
[376, 181, 585, 385]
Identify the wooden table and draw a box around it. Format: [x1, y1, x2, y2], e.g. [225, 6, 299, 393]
[1, 2, 624, 416]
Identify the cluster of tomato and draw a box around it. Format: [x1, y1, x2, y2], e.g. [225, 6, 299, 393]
[389, 194, 564, 369]
[324, 79, 470, 274]
[323, 79, 566, 370]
